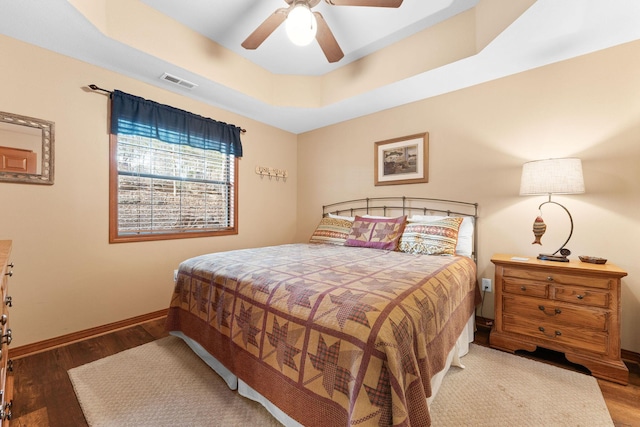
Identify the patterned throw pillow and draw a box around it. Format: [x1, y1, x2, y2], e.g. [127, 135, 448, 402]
[344, 216, 407, 250]
[398, 217, 464, 255]
[309, 217, 354, 245]
[410, 215, 474, 257]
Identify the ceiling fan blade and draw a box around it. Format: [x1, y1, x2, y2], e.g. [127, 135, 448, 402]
[241, 8, 288, 50]
[314, 12, 344, 63]
[325, 0, 403, 7]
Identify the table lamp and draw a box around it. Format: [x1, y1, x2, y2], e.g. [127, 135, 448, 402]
[519, 158, 585, 262]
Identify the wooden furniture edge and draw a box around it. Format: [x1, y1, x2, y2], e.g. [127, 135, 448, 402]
[482, 315, 640, 368]
[10, 309, 168, 359]
[564, 351, 629, 385]
[490, 253, 628, 277]
[0, 240, 12, 426]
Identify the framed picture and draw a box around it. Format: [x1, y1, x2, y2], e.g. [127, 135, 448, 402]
[374, 132, 428, 186]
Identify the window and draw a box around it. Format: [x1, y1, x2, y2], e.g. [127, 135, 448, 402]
[109, 91, 242, 243]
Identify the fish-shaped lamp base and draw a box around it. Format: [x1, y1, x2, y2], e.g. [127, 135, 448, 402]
[532, 216, 546, 245]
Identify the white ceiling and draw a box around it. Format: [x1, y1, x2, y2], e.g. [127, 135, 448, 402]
[1, 0, 640, 134]
[140, 0, 478, 76]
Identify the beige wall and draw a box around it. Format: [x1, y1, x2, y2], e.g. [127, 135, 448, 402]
[2, 33, 639, 355]
[296, 40, 640, 353]
[0, 35, 298, 347]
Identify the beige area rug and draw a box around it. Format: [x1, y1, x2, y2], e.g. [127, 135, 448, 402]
[68, 336, 613, 427]
[429, 344, 614, 426]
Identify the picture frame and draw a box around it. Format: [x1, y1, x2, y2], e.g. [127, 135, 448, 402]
[374, 132, 428, 186]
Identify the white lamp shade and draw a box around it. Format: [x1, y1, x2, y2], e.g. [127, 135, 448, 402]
[519, 158, 585, 195]
[285, 3, 317, 46]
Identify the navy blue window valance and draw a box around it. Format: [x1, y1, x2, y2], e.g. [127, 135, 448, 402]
[110, 90, 243, 157]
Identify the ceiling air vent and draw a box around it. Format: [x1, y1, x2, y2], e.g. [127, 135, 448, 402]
[160, 73, 197, 90]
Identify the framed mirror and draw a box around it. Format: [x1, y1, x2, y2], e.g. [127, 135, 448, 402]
[0, 111, 54, 185]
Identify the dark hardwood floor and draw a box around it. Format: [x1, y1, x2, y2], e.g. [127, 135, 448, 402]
[8, 318, 640, 426]
[10, 319, 169, 427]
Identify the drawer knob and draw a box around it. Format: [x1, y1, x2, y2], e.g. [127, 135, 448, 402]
[547, 276, 554, 281]
[538, 326, 562, 337]
[0, 407, 11, 421]
[538, 305, 562, 316]
[1, 329, 11, 345]
[576, 294, 584, 300]
[4, 271, 11, 277]
[4, 296, 11, 308]
[520, 286, 527, 291]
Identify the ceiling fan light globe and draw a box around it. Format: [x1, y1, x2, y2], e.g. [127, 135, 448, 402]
[285, 4, 317, 46]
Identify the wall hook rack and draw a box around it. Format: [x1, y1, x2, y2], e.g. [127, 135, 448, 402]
[255, 166, 288, 181]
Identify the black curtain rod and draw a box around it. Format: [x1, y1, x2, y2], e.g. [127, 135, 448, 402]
[88, 84, 112, 94]
[88, 84, 246, 133]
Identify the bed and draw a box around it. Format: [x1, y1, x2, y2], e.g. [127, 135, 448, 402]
[166, 197, 480, 426]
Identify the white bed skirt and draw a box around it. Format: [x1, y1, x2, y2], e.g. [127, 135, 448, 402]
[170, 314, 475, 426]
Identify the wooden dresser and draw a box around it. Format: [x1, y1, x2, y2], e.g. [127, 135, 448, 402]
[490, 253, 629, 385]
[0, 241, 12, 424]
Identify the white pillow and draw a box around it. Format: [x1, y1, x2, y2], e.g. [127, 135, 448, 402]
[409, 215, 474, 258]
[328, 213, 355, 222]
[330, 214, 400, 221]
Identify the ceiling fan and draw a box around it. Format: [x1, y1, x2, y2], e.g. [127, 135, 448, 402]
[241, 0, 404, 63]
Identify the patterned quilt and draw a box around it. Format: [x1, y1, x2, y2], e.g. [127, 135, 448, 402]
[166, 244, 478, 426]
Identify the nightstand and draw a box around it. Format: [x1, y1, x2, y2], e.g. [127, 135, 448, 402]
[490, 253, 629, 385]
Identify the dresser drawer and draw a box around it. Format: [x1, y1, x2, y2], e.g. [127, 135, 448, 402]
[502, 313, 608, 354]
[552, 285, 609, 308]
[503, 267, 611, 290]
[502, 294, 608, 331]
[503, 278, 548, 297]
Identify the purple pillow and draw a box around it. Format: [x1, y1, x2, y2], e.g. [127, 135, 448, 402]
[345, 216, 407, 250]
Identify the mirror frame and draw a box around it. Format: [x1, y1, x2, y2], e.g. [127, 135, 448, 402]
[0, 111, 55, 185]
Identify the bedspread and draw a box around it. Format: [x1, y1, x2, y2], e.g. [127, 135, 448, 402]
[166, 244, 478, 426]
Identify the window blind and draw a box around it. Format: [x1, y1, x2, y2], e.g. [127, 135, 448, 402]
[116, 135, 234, 235]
